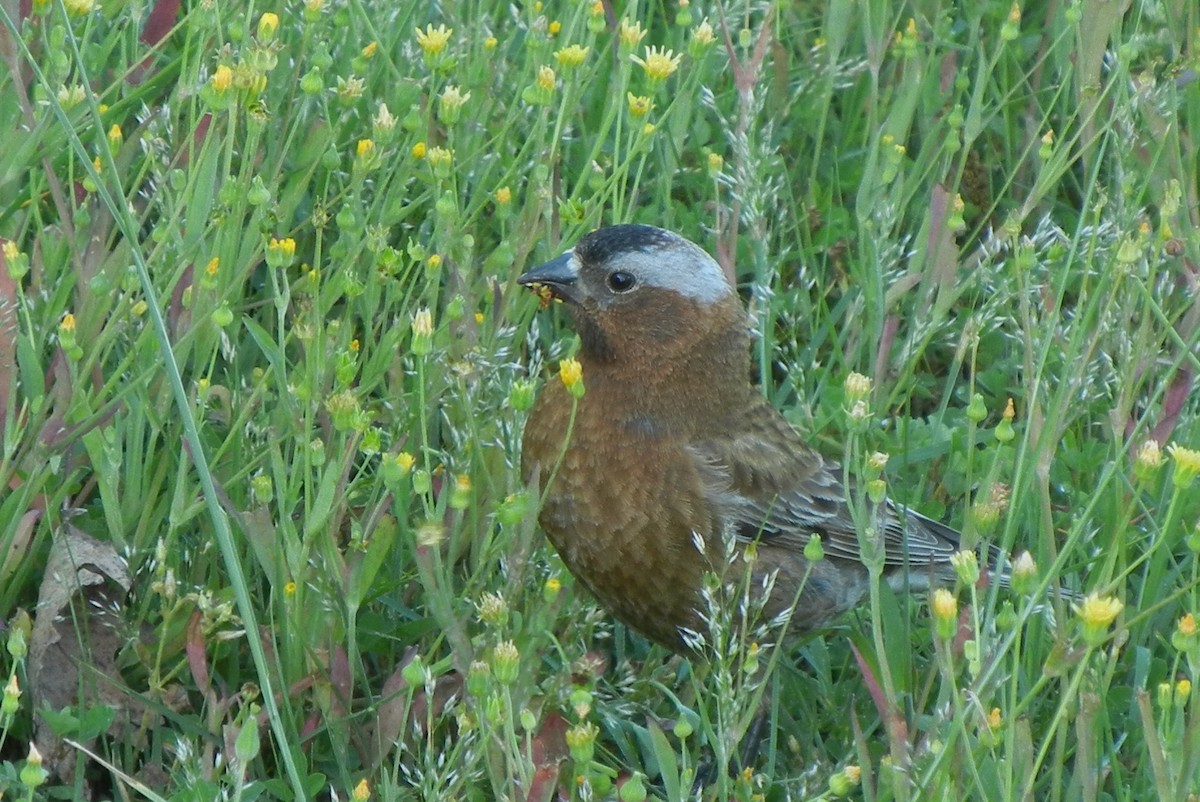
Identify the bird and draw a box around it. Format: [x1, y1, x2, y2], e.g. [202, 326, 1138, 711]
[518, 224, 988, 651]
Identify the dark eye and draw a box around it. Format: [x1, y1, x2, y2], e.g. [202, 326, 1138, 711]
[607, 270, 637, 293]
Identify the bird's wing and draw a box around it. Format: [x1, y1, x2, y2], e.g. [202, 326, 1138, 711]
[686, 396, 962, 569]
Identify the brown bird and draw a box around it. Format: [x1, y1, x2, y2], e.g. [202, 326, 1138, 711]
[519, 224, 978, 651]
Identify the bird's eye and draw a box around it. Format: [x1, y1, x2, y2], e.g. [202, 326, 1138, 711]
[607, 270, 637, 293]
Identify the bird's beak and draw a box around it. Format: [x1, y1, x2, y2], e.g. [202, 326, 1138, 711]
[518, 252, 582, 305]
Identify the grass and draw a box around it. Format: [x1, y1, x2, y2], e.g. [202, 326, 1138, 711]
[0, 0, 1198, 799]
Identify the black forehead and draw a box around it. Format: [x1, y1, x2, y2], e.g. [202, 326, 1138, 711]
[574, 225, 678, 265]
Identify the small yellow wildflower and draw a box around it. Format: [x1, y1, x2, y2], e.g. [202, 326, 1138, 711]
[351, 778, 370, 802]
[257, 12, 279, 41]
[931, 588, 957, 640]
[494, 186, 512, 205]
[415, 23, 453, 55]
[1167, 443, 1200, 487]
[64, 0, 92, 15]
[1135, 439, 1165, 480]
[108, 124, 123, 150]
[356, 138, 374, 158]
[559, 357, 585, 398]
[844, 371, 872, 400]
[411, 141, 427, 159]
[397, 452, 416, 472]
[373, 102, 397, 135]
[485, 35, 498, 50]
[548, 20, 561, 36]
[631, 45, 682, 82]
[361, 41, 378, 59]
[427, 254, 442, 270]
[554, 44, 589, 69]
[536, 65, 556, 91]
[706, 151, 724, 175]
[626, 93, 652, 117]
[60, 313, 76, 333]
[829, 764, 861, 796]
[205, 257, 220, 277]
[1075, 592, 1123, 646]
[438, 85, 471, 124]
[412, 308, 434, 337]
[618, 18, 647, 49]
[986, 707, 1002, 730]
[491, 640, 520, 684]
[426, 146, 453, 170]
[268, 237, 296, 257]
[3, 241, 19, 261]
[950, 549, 980, 586]
[266, 237, 296, 268]
[1010, 550, 1037, 594]
[211, 64, 233, 93]
[692, 19, 716, 46]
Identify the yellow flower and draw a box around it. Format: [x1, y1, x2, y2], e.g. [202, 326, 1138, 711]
[426, 146, 453, 170]
[626, 93, 652, 117]
[2, 240, 19, 261]
[411, 308, 434, 355]
[205, 257, 220, 277]
[692, 19, 716, 48]
[706, 151, 724, 175]
[211, 64, 233, 93]
[536, 65, 556, 92]
[107, 124, 123, 150]
[631, 45, 682, 82]
[396, 452, 416, 473]
[356, 138, 374, 157]
[373, 102, 396, 135]
[950, 549, 979, 586]
[1136, 439, 1165, 476]
[554, 44, 589, 69]
[1075, 592, 1123, 646]
[1167, 443, 1200, 487]
[414, 23, 452, 55]
[931, 588, 957, 640]
[548, 20, 561, 36]
[257, 12, 279, 40]
[438, 85, 471, 124]
[361, 41, 378, 58]
[411, 141, 427, 159]
[269, 237, 296, 257]
[844, 371, 872, 400]
[1010, 550, 1037, 594]
[986, 707, 1002, 731]
[559, 357, 585, 398]
[484, 35, 498, 50]
[60, 312, 76, 333]
[494, 186, 512, 205]
[351, 778, 370, 802]
[64, 0, 92, 15]
[618, 18, 647, 49]
[412, 307, 434, 338]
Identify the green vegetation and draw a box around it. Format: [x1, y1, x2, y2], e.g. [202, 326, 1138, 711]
[1, 0, 1198, 799]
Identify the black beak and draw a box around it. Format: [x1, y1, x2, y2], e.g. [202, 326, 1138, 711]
[518, 252, 582, 304]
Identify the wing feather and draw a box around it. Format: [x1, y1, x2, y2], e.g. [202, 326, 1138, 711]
[687, 397, 962, 571]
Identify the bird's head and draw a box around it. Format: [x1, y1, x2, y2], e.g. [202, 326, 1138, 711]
[519, 225, 743, 364]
